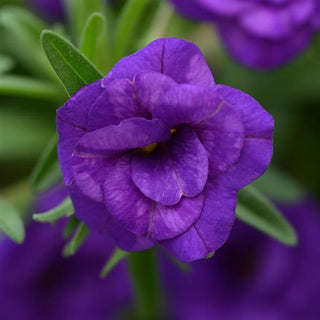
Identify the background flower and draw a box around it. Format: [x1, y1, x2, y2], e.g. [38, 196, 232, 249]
[170, 0, 320, 69]
[0, 186, 132, 320]
[57, 37, 273, 262]
[163, 198, 320, 319]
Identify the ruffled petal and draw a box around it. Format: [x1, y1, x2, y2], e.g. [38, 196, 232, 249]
[75, 117, 170, 156]
[69, 184, 154, 251]
[131, 127, 208, 205]
[161, 180, 237, 262]
[57, 81, 103, 186]
[87, 78, 147, 131]
[150, 193, 205, 241]
[71, 153, 119, 202]
[153, 85, 223, 127]
[133, 71, 177, 113]
[214, 85, 274, 138]
[195, 101, 245, 177]
[214, 85, 274, 190]
[103, 156, 154, 236]
[105, 38, 215, 87]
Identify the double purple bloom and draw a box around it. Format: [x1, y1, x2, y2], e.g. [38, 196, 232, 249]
[57, 38, 273, 262]
[171, 0, 320, 69]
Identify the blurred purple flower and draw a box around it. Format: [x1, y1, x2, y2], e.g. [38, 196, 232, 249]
[26, 0, 65, 22]
[0, 186, 132, 320]
[57, 37, 273, 262]
[163, 199, 320, 319]
[171, 0, 320, 69]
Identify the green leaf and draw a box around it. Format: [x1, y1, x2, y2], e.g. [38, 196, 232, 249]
[100, 248, 129, 278]
[33, 197, 73, 223]
[29, 134, 62, 194]
[66, 0, 106, 44]
[63, 223, 89, 257]
[0, 55, 14, 74]
[0, 198, 25, 244]
[237, 186, 298, 246]
[113, 0, 152, 62]
[80, 13, 109, 73]
[63, 216, 80, 239]
[129, 250, 160, 318]
[0, 7, 55, 80]
[252, 166, 305, 203]
[0, 75, 65, 102]
[41, 30, 103, 96]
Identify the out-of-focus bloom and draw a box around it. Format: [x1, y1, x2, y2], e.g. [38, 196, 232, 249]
[26, 0, 65, 21]
[57, 37, 273, 262]
[0, 186, 132, 320]
[163, 199, 320, 319]
[170, 0, 320, 69]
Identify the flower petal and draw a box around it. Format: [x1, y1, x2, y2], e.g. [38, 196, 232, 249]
[57, 81, 103, 186]
[150, 193, 205, 241]
[132, 127, 208, 205]
[87, 78, 147, 131]
[105, 38, 215, 87]
[161, 180, 237, 262]
[103, 156, 154, 236]
[195, 101, 245, 177]
[214, 85, 274, 190]
[102, 156, 204, 240]
[69, 184, 154, 251]
[71, 153, 119, 202]
[214, 85, 274, 138]
[75, 117, 170, 156]
[153, 85, 223, 127]
[133, 71, 177, 113]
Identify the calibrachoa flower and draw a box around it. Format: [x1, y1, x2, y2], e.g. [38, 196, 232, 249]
[164, 199, 320, 320]
[170, 0, 320, 69]
[0, 186, 132, 320]
[57, 38, 273, 262]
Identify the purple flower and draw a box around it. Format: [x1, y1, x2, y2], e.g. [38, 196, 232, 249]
[26, 0, 65, 22]
[57, 38, 273, 262]
[163, 199, 320, 319]
[170, 0, 320, 69]
[0, 186, 132, 320]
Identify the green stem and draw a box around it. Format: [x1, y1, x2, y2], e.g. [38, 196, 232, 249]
[128, 249, 161, 319]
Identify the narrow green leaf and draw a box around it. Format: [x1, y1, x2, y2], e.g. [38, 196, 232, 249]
[41, 30, 103, 96]
[63, 216, 80, 239]
[129, 250, 160, 318]
[80, 13, 109, 73]
[63, 223, 89, 257]
[0, 7, 55, 80]
[0, 55, 14, 74]
[0, 75, 65, 102]
[113, 0, 152, 62]
[252, 166, 305, 203]
[100, 248, 129, 278]
[33, 197, 73, 223]
[30, 134, 62, 194]
[237, 186, 298, 246]
[0, 198, 25, 244]
[66, 0, 106, 43]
